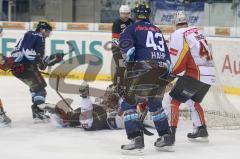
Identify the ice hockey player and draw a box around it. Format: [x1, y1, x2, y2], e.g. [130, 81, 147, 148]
[111, 5, 134, 94]
[0, 27, 12, 127]
[45, 82, 124, 130]
[165, 11, 216, 143]
[9, 21, 64, 121]
[119, 3, 174, 154]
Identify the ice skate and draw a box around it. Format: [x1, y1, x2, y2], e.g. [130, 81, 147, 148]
[0, 111, 11, 127]
[187, 125, 209, 142]
[154, 134, 175, 152]
[121, 136, 144, 156]
[31, 105, 50, 123]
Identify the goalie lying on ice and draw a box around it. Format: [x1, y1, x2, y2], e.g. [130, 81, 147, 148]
[44, 83, 125, 131]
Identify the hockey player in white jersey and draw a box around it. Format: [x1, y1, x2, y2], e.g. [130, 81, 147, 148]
[46, 82, 124, 130]
[165, 11, 216, 143]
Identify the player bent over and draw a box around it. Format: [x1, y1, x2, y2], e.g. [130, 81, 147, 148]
[119, 3, 174, 154]
[165, 11, 216, 143]
[9, 21, 64, 122]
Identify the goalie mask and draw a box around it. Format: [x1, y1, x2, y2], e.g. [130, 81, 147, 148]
[79, 81, 89, 98]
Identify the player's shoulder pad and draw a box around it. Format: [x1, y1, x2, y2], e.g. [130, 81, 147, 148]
[27, 31, 43, 38]
[113, 18, 121, 25]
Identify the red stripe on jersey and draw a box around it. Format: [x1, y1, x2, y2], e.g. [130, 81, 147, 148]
[112, 33, 119, 39]
[170, 48, 178, 56]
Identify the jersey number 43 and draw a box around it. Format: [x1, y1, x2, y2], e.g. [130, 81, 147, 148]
[146, 31, 165, 52]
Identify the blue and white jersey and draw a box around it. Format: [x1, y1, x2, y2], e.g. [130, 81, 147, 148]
[11, 31, 45, 63]
[119, 19, 170, 63]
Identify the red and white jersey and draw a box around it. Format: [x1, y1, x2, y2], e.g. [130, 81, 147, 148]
[169, 26, 216, 85]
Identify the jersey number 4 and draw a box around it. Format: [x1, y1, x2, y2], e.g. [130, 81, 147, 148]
[199, 40, 212, 61]
[146, 31, 165, 52]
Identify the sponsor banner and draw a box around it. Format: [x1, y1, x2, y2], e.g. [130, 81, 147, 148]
[0, 30, 113, 80]
[215, 27, 231, 36]
[98, 23, 112, 32]
[66, 23, 89, 31]
[152, 0, 205, 26]
[0, 22, 26, 30]
[0, 30, 240, 95]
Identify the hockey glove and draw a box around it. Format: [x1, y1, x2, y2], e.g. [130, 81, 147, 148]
[45, 53, 64, 66]
[125, 47, 135, 64]
[158, 60, 171, 77]
[0, 55, 15, 71]
[112, 38, 119, 47]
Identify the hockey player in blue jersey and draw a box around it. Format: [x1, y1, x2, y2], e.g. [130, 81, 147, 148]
[119, 3, 174, 153]
[10, 21, 64, 121]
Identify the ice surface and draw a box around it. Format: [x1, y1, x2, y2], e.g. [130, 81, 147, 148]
[0, 76, 240, 159]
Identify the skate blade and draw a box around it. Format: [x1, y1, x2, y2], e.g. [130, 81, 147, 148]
[0, 123, 11, 128]
[155, 145, 175, 152]
[188, 137, 209, 143]
[121, 148, 144, 156]
[33, 118, 50, 124]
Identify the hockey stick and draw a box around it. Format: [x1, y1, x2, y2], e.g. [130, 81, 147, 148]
[55, 75, 73, 110]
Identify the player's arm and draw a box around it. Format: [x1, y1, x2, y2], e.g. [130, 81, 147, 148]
[169, 33, 189, 75]
[33, 36, 64, 70]
[162, 34, 171, 68]
[119, 26, 135, 62]
[112, 20, 121, 46]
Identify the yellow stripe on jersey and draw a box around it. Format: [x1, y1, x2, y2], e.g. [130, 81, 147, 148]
[172, 39, 189, 73]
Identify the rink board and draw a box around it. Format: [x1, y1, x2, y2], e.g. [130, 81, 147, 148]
[0, 30, 240, 95]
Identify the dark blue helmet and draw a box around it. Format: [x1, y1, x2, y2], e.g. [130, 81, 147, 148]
[36, 21, 53, 32]
[134, 3, 151, 20]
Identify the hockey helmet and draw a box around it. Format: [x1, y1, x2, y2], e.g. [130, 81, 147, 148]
[36, 21, 53, 32]
[119, 5, 131, 13]
[174, 11, 188, 25]
[134, 3, 151, 20]
[79, 81, 89, 98]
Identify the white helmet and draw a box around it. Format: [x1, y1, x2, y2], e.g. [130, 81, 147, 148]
[119, 5, 131, 13]
[174, 11, 188, 25]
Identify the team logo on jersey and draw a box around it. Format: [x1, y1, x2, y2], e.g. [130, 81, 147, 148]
[120, 24, 126, 29]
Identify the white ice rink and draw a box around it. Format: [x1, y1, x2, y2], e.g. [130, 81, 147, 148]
[0, 76, 240, 159]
